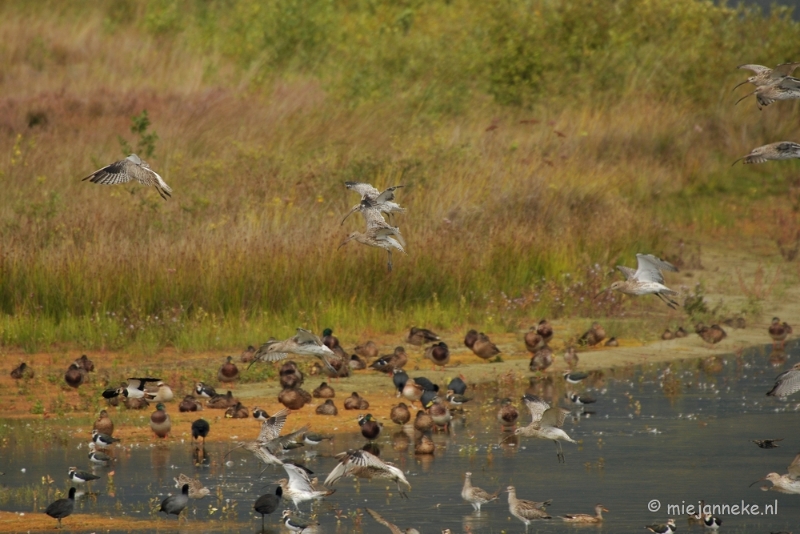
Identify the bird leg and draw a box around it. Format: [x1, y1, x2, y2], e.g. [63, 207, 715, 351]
[656, 292, 679, 309]
[555, 441, 565, 463]
[387, 250, 393, 273]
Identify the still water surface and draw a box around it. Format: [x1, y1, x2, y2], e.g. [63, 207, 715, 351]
[2, 342, 800, 533]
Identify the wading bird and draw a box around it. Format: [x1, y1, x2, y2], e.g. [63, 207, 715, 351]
[736, 76, 800, 109]
[83, 154, 172, 199]
[462, 471, 500, 512]
[734, 62, 800, 90]
[339, 198, 406, 273]
[506, 486, 552, 531]
[276, 462, 335, 510]
[733, 142, 800, 165]
[506, 394, 576, 463]
[596, 253, 679, 309]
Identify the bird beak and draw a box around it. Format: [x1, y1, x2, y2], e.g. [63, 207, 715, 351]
[735, 89, 756, 106]
[340, 206, 359, 226]
[338, 236, 353, 250]
[223, 443, 244, 458]
[731, 79, 749, 92]
[731, 157, 745, 166]
[748, 477, 766, 487]
[593, 288, 608, 300]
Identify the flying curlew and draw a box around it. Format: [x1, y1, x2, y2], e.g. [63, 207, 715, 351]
[339, 198, 407, 272]
[733, 142, 800, 165]
[83, 154, 172, 199]
[597, 253, 679, 309]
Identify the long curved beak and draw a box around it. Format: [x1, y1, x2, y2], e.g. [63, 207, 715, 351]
[731, 79, 750, 92]
[735, 89, 756, 106]
[338, 236, 353, 250]
[748, 477, 766, 487]
[731, 157, 745, 166]
[223, 443, 245, 458]
[340, 206, 359, 226]
[593, 288, 609, 300]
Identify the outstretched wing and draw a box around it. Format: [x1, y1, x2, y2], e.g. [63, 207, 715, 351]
[283, 462, 315, 493]
[375, 227, 406, 249]
[345, 181, 380, 199]
[257, 408, 289, 442]
[615, 265, 637, 281]
[772, 62, 800, 78]
[264, 425, 309, 454]
[540, 406, 570, 429]
[634, 253, 677, 283]
[522, 394, 550, 424]
[737, 64, 771, 75]
[323, 451, 354, 487]
[295, 328, 323, 346]
[788, 452, 800, 480]
[767, 366, 800, 397]
[375, 185, 404, 204]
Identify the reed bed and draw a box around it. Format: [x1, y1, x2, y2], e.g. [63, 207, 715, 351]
[1, 0, 798, 350]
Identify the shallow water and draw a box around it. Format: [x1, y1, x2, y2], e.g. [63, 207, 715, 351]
[2, 341, 800, 533]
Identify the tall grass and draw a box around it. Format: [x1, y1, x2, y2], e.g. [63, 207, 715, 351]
[1, 0, 799, 350]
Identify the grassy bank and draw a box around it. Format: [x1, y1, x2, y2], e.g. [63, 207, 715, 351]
[1, 0, 800, 351]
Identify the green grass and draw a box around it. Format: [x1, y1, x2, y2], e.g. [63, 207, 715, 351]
[0, 0, 799, 351]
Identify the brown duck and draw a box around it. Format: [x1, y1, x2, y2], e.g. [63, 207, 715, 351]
[578, 322, 606, 347]
[415, 434, 435, 454]
[278, 387, 312, 410]
[536, 319, 554, 345]
[425, 342, 450, 370]
[124, 396, 150, 409]
[524, 326, 546, 352]
[497, 398, 519, 428]
[179, 395, 203, 412]
[472, 333, 500, 360]
[391, 402, 411, 425]
[218, 356, 239, 383]
[313, 382, 336, 398]
[240, 345, 256, 363]
[413, 409, 434, 432]
[769, 317, 793, 349]
[225, 401, 249, 418]
[279, 361, 305, 389]
[696, 323, 727, 344]
[93, 410, 114, 436]
[349, 354, 367, 370]
[150, 403, 171, 438]
[563, 347, 578, 369]
[206, 390, 237, 409]
[64, 363, 86, 389]
[407, 326, 440, 346]
[316, 399, 338, 416]
[464, 329, 479, 349]
[344, 392, 370, 410]
[354, 340, 379, 360]
[10, 362, 34, 380]
[73, 354, 95, 373]
[530, 346, 554, 372]
[369, 347, 408, 373]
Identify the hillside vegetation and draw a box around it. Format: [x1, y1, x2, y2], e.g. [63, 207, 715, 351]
[1, 0, 799, 351]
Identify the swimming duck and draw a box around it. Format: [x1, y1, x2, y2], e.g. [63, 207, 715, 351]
[472, 332, 500, 360]
[279, 361, 305, 389]
[278, 387, 312, 410]
[561, 504, 608, 523]
[93, 410, 114, 436]
[10, 362, 34, 380]
[415, 434, 435, 454]
[344, 392, 370, 410]
[179, 395, 202, 412]
[370, 347, 408, 373]
[578, 322, 606, 346]
[218, 356, 239, 383]
[173, 473, 211, 499]
[425, 342, 450, 370]
[225, 401, 249, 418]
[358, 413, 382, 441]
[391, 402, 411, 425]
[64, 364, 86, 389]
[312, 382, 336, 399]
[206, 390, 237, 409]
[150, 402, 171, 438]
[354, 340, 379, 360]
[407, 326, 440, 346]
[316, 399, 338, 416]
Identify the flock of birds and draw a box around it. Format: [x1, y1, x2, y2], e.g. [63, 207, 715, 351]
[23, 62, 800, 532]
[10, 303, 800, 532]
